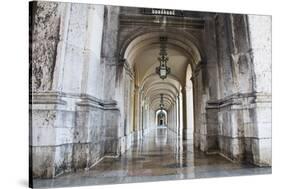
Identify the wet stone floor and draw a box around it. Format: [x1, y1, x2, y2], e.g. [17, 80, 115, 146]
[33, 127, 271, 188]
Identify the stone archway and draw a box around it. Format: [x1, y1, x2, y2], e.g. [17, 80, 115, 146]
[156, 109, 167, 126]
[117, 28, 206, 147]
[30, 3, 272, 183]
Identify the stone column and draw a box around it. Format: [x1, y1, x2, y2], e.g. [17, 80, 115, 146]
[174, 101, 178, 133]
[30, 2, 115, 178]
[179, 92, 184, 137]
[203, 15, 220, 100]
[176, 95, 180, 135]
[68, 4, 109, 172]
[203, 15, 220, 152]
[182, 87, 188, 140]
[185, 84, 194, 142]
[247, 15, 272, 166]
[30, 1, 73, 178]
[192, 61, 208, 152]
[171, 102, 174, 132]
[139, 90, 144, 138]
[100, 6, 122, 156]
[133, 86, 140, 139]
[30, 1, 67, 93]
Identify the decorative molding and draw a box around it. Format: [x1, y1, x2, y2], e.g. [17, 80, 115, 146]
[77, 94, 118, 110]
[30, 91, 119, 110]
[206, 92, 271, 109]
[30, 92, 67, 105]
[119, 14, 205, 30]
[142, 8, 177, 17]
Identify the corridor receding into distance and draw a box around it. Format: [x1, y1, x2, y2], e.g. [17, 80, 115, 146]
[30, 2, 272, 188]
[34, 127, 270, 188]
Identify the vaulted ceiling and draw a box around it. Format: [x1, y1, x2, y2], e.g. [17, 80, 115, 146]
[123, 31, 201, 111]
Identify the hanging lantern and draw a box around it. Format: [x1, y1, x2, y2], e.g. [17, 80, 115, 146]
[159, 111, 165, 118]
[159, 94, 165, 118]
[156, 36, 171, 79]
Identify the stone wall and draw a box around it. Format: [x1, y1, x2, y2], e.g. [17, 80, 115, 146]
[204, 14, 271, 166]
[247, 15, 272, 166]
[30, 2, 123, 178]
[30, 1, 73, 178]
[193, 62, 209, 151]
[30, 1, 62, 92]
[30, 3, 272, 180]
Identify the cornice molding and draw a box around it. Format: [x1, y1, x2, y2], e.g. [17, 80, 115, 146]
[119, 14, 205, 30]
[206, 92, 271, 109]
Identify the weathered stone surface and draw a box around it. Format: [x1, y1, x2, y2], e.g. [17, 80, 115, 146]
[31, 146, 55, 178]
[30, 2, 272, 181]
[248, 15, 272, 93]
[30, 2, 63, 92]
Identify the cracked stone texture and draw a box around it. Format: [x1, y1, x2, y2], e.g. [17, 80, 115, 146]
[30, 2, 62, 91]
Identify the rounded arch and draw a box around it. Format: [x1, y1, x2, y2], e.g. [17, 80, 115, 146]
[141, 73, 182, 92]
[150, 96, 174, 111]
[155, 109, 168, 126]
[144, 82, 178, 99]
[119, 28, 203, 139]
[119, 28, 205, 67]
[141, 74, 181, 111]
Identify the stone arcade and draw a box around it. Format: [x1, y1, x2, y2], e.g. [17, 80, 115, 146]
[30, 1, 272, 186]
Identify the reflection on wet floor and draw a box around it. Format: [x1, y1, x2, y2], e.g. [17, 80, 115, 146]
[33, 127, 271, 188]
